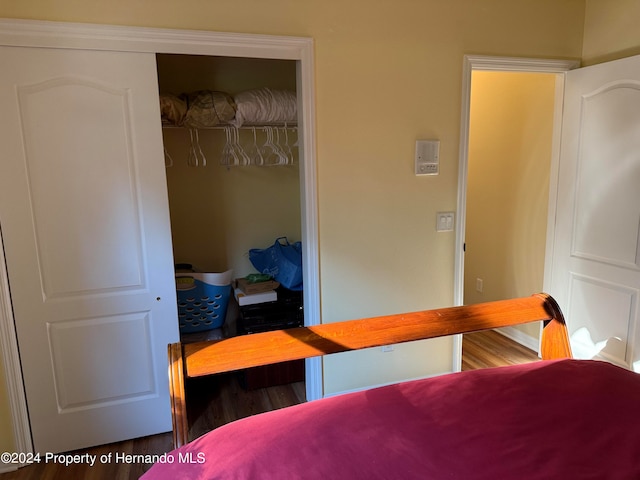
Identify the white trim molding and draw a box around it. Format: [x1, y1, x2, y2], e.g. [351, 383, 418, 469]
[461, 55, 581, 73]
[498, 326, 540, 354]
[0, 226, 33, 466]
[0, 18, 312, 58]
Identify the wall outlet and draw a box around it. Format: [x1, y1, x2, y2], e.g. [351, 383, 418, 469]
[476, 278, 484, 293]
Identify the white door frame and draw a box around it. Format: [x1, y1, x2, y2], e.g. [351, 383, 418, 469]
[0, 226, 32, 463]
[0, 18, 321, 456]
[452, 55, 579, 370]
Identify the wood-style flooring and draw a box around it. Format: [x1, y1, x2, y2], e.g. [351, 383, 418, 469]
[0, 330, 538, 480]
[462, 329, 540, 370]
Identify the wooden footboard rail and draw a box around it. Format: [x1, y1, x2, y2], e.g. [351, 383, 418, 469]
[168, 293, 571, 447]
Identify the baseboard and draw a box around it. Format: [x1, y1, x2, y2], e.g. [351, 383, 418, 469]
[0, 463, 18, 474]
[323, 371, 448, 399]
[496, 326, 540, 355]
[326, 328, 540, 399]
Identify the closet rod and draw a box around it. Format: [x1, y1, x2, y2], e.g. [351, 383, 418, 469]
[162, 124, 297, 130]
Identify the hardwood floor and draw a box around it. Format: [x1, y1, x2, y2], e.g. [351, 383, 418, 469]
[0, 330, 538, 480]
[462, 329, 540, 370]
[0, 371, 306, 480]
[185, 369, 306, 441]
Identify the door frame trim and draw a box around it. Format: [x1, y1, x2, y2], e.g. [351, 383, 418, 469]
[453, 55, 580, 370]
[0, 226, 32, 469]
[0, 17, 322, 456]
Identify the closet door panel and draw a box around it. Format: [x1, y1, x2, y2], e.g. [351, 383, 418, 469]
[18, 76, 144, 295]
[0, 45, 178, 453]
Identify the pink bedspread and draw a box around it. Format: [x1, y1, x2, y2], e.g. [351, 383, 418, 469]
[143, 359, 640, 479]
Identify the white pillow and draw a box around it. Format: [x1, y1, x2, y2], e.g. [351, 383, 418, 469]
[232, 88, 297, 127]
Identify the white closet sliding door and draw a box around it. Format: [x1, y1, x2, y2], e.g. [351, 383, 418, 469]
[0, 45, 178, 453]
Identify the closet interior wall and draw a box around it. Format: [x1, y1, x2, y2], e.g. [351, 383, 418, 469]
[157, 54, 302, 279]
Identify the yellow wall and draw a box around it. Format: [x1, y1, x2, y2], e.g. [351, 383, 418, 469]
[582, 0, 640, 65]
[164, 130, 301, 276]
[465, 71, 557, 340]
[0, 0, 588, 450]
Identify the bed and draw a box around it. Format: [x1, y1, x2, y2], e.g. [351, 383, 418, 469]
[142, 293, 640, 479]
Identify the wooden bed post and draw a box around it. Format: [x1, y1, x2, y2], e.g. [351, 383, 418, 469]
[168, 342, 189, 448]
[536, 293, 572, 360]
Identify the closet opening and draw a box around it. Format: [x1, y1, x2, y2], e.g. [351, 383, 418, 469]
[156, 53, 306, 435]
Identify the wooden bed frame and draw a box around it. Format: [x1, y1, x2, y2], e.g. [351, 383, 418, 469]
[168, 292, 572, 448]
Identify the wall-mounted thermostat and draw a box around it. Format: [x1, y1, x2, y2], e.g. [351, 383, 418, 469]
[415, 139, 440, 176]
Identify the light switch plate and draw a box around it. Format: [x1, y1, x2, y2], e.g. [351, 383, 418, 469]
[436, 212, 455, 232]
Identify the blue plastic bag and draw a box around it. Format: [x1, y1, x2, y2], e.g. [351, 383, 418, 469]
[249, 237, 303, 291]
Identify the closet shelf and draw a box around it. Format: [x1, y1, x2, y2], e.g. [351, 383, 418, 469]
[162, 123, 297, 130]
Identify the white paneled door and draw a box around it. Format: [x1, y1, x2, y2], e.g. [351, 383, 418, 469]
[0, 46, 179, 453]
[549, 54, 640, 371]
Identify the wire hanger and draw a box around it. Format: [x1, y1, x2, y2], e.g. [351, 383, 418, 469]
[188, 129, 207, 167]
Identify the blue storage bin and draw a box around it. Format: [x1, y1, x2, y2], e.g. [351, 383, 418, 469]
[176, 270, 233, 333]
